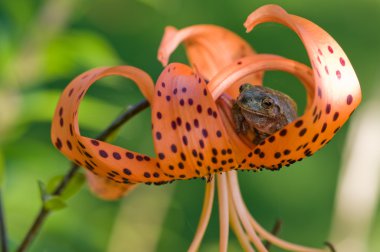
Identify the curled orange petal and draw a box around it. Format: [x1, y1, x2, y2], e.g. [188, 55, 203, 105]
[158, 25, 263, 98]
[211, 4, 361, 170]
[211, 54, 314, 163]
[51, 66, 170, 199]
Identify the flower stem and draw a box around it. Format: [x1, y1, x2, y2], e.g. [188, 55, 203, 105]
[217, 173, 229, 252]
[227, 171, 267, 252]
[16, 99, 149, 252]
[228, 192, 254, 252]
[0, 191, 9, 252]
[188, 179, 215, 252]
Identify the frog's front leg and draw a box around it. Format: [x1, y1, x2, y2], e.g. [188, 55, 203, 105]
[232, 102, 248, 134]
[253, 129, 269, 145]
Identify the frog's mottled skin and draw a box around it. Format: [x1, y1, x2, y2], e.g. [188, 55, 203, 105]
[232, 84, 298, 144]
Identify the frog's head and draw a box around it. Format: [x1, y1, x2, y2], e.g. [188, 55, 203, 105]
[236, 83, 297, 123]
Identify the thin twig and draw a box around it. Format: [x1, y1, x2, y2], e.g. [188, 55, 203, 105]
[264, 219, 282, 250]
[16, 99, 149, 252]
[324, 241, 336, 252]
[0, 191, 9, 252]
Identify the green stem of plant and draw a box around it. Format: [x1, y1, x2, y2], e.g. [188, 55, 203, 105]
[264, 219, 282, 251]
[16, 99, 149, 252]
[0, 191, 9, 252]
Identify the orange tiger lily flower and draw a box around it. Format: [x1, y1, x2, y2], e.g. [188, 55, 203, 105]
[51, 4, 361, 251]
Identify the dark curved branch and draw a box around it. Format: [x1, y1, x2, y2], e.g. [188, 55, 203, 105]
[16, 99, 149, 252]
[0, 191, 9, 252]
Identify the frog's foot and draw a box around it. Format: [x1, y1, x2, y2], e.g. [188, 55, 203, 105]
[253, 130, 269, 145]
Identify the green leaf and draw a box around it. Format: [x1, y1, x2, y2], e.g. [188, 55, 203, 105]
[60, 172, 85, 200]
[46, 175, 64, 194]
[43, 196, 67, 211]
[38, 180, 48, 202]
[46, 172, 85, 200]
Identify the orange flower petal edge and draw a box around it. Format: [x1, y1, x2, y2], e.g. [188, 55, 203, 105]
[158, 25, 264, 98]
[210, 5, 361, 170]
[51, 66, 169, 199]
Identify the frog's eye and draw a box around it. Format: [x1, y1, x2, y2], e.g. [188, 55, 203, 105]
[261, 97, 274, 109]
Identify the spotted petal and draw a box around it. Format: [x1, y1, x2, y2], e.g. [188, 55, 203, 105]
[158, 25, 263, 98]
[151, 63, 238, 178]
[211, 5, 361, 170]
[51, 66, 170, 199]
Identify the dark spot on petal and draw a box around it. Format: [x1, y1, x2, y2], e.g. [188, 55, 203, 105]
[192, 149, 198, 157]
[212, 148, 218, 156]
[91, 140, 99, 146]
[268, 136, 275, 143]
[333, 112, 339, 121]
[126, 152, 134, 159]
[202, 129, 208, 138]
[171, 121, 177, 130]
[347, 95, 353, 105]
[144, 172, 151, 178]
[203, 89, 207, 96]
[156, 131, 162, 140]
[194, 119, 199, 128]
[55, 138, 62, 149]
[312, 134, 319, 143]
[321, 123, 327, 133]
[182, 136, 188, 145]
[299, 128, 307, 136]
[295, 120, 303, 128]
[176, 117, 182, 126]
[326, 104, 331, 114]
[171, 144, 177, 153]
[66, 140, 72, 150]
[99, 150, 108, 158]
[216, 130, 222, 138]
[113, 152, 121, 160]
[199, 140, 205, 149]
[123, 168, 132, 175]
[279, 129, 287, 136]
[196, 105, 202, 113]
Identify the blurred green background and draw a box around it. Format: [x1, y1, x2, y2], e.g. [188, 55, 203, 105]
[1, 0, 379, 251]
